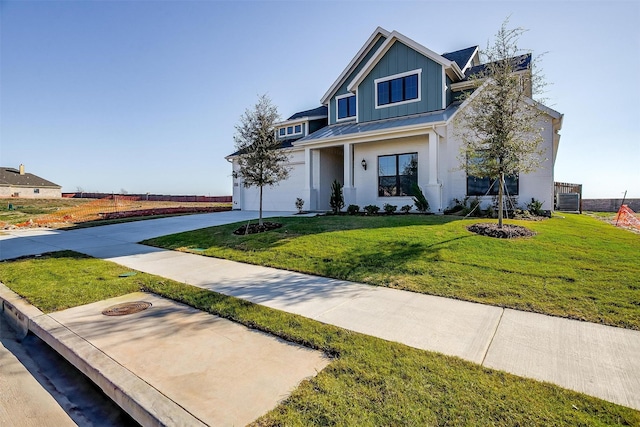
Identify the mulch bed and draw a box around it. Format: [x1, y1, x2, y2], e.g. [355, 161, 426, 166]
[467, 223, 536, 239]
[233, 221, 283, 235]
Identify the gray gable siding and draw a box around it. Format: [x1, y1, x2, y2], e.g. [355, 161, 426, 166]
[357, 41, 443, 123]
[328, 36, 387, 125]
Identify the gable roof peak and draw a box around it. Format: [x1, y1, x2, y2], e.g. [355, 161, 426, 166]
[319, 26, 391, 105]
[346, 30, 464, 93]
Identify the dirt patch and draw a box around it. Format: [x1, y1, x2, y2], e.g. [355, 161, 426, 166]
[467, 223, 535, 239]
[233, 222, 283, 235]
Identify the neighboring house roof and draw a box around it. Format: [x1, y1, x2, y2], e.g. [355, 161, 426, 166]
[442, 46, 478, 72]
[347, 30, 464, 93]
[320, 27, 391, 105]
[287, 106, 327, 120]
[0, 167, 61, 188]
[295, 103, 461, 145]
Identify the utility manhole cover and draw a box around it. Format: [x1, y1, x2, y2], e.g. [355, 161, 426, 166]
[102, 301, 152, 316]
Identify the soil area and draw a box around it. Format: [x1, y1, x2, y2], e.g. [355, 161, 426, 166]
[233, 221, 283, 235]
[467, 223, 536, 239]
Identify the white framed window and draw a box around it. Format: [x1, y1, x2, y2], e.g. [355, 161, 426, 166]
[375, 69, 422, 109]
[335, 93, 357, 121]
[278, 123, 304, 138]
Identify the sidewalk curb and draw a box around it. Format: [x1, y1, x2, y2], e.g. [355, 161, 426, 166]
[0, 283, 207, 427]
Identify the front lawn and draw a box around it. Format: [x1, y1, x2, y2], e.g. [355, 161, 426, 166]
[143, 214, 640, 330]
[0, 251, 637, 425]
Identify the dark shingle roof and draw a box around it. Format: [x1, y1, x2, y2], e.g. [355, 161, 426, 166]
[287, 106, 328, 120]
[296, 103, 460, 144]
[465, 53, 531, 79]
[442, 46, 478, 70]
[0, 167, 61, 188]
[226, 139, 298, 158]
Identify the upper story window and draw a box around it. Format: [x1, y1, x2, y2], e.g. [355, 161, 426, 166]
[278, 123, 304, 138]
[375, 69, 421, 109]
[336, 94, 356, 121]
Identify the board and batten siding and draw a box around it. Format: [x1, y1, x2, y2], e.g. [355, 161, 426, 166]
[357, 41, 443, 123]
[328, 36, 387, 125]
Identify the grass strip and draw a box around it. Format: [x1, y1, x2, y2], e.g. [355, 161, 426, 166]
[142, 213, 640, 330]
[0, 251, 637, 426]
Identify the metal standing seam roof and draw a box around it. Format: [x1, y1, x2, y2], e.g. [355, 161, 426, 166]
[295, 103, 461, 144]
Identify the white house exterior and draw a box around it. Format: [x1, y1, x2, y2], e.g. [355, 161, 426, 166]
[228, 27, 562, 213]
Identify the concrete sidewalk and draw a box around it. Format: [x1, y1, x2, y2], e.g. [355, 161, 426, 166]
[1, 211, 639, 413]
[1, 285, 328, 426]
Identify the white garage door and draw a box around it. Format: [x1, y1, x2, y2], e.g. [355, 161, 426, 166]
[241, 163, 304, 211]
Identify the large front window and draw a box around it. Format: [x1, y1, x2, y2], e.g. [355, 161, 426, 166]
[466, 154, 519, 196]
[467, 175, 519, 196]
[337, 94, 356, 120]
[376, 70, 421, 108]
[378, 153, 418, 197]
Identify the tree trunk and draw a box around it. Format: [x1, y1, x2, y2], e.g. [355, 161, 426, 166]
[259, 185, 264, 226]
[498, 172, 504, 229]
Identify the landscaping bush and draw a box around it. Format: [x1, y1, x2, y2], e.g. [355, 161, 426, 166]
[412, 184, 430, 213]
[329, 180, 344, 214]
[347, 204, 360, 215]
[383, 203, 397, 214]
[527, 198, 544, 216]
[400, 204, 412, 214]
[295, 197, 304, 213]
[363, 204, 380, 215]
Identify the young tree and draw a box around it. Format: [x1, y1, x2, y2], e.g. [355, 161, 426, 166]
[233, 94, 291, 225]
[455, 19, 546, 228]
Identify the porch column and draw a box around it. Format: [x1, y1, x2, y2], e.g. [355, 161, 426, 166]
[343, 143, 355, 206]
[304, 148, 314, 210]
[426, 130, 443, 213]
[427, 130, 438, 185]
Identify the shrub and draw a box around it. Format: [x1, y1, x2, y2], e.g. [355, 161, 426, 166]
[329, 180, 344, 214]
[527, 198, 544, 216]
[411, 184, 430, 213]
[347, 204, 360, 215]
[400, 204, 412, 214]
[484, 204, 495, 218]
[295, 197, 304, 213]
[383, 203, 397, 214]
[363, 204, 380, 215]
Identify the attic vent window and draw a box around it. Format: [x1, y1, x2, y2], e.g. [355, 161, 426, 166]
[375, 69, 421, 109]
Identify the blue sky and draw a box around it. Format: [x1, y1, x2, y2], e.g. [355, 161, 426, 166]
[1, 0, 638, 199]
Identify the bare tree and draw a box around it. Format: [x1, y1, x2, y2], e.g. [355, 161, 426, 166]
[455, 19, 547, 228]
[233, 94, 290, 225]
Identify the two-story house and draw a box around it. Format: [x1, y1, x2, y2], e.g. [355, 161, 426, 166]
[228, 27, 562, 213]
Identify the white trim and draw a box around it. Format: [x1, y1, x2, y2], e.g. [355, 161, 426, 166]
[347, 31, 462, 93]
[374, 69, 422, 109]
[442, 67, 447, 110]
[320, 27, 391, 105]
[335, 93, 357, 122]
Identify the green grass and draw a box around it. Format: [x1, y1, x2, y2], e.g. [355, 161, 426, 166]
[0, 251, 637, 426]
[143, 213, 640, 330]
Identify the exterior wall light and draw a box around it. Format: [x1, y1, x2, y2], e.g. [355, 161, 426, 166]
[361, 159, 367, 170]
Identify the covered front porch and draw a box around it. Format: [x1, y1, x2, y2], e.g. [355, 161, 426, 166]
[300, 129, 444, 212]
